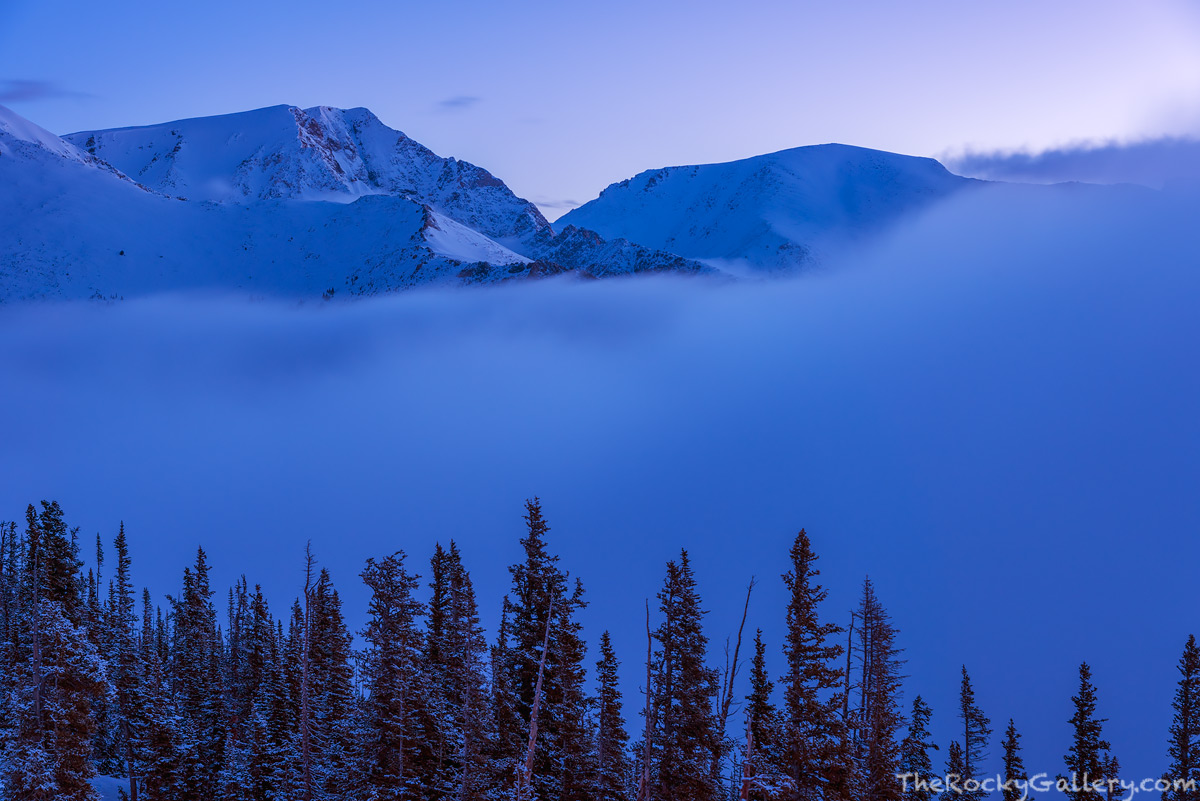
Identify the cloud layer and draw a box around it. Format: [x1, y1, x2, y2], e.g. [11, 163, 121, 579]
[0, 78, 90, 104]
[436, 95, 482, 111]
[947, 135, 1200, 189]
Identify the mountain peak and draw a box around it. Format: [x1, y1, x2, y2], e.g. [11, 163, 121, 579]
[565, 144, 973, 272]
[63, 104, 552, 240]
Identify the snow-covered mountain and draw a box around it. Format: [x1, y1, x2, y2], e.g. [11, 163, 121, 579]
[65, 105, 550, 247]
[3, 103, 1004, 301]
[64, 105, 705, 276]
[558, 144, 977, 273]
[1, 104, 706, 302]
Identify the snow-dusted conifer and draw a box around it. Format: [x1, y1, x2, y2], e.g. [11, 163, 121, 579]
[898, 697, 938, 801]
[743, 629, 785, 800]
[1002, 719, 1031, 801]
[359, 549, 431, 800]
[595, 630, 631, 801]
[780, 530, 846, 801]
[855, 578, 905, 801]
[1164, 636, 1200, 801]
[1060, 663, 1111, 801]
[651, 550, 719, 801]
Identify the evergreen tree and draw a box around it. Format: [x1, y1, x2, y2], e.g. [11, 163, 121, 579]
[491, 598, 523, 785]
[140, 587, 182, 801]
[779, 529, 846, 801]
[359, 550, 430, 800]
[0, 519, 15, 761]
[495, 498, 596, 801]
[650, 550, 719, 801]
[743, 629, 785, 801]
[1, 520, 18, 670]
[169, 548, 226, 801]
[37, 501, 85, 626]
[307, 568, 356, 800]
[505, 499, 564, 737]
[260, 616, 301, 800]
[218, 725, 254, 801]
[10, 497, 1198, 801]
[426, 543, 463, 800]
[23, 601, 108, 799]
[1002, 719, 1031, 801]
[426, 542, 495, 801]
[108, 523, 145, 801]
[1165, 636, 1200, 801]
[446, 546, 496, 801]
[898, 696, 938, 801]
[595, 631, 631, 801]
[1102, 755, 1124, 801]
[1060, 662, 1112, 801]
[225, 578, 254, 735]
[1, 502, 106, 801]
[282, 600, 305, 758]
[544, 577, 596, 801]
[940, 741, 965, 801]
[854, 578, 905, 801]
[245, 621, 288, 801]
[90, 531, 122, 778]
[957, 666, 991, 801]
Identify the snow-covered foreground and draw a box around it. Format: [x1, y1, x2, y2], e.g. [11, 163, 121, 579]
[2, 173, 1198, 787]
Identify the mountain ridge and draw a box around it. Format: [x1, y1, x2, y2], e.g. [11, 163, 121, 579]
[1, 103, 709, 301]
[559, 142, 979, 272]
[2, 102, 1039, 301]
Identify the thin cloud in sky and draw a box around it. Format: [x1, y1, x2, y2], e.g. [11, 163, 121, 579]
[436, 95, 482, 112]
[532, 197, 583, 210]
[945, 135, 1200, 189]
[0, 79, 91, 103]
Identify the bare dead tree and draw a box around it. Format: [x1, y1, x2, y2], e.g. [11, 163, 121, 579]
[843, 609, 857, 743]
[636, 598, 653, 801]
[718, 577, 756, 733]
[517, 592, 555, 801]
[715, 578, 756, 791]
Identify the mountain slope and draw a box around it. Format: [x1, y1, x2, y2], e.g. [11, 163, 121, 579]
[64, 106, 707, 277]
[0, 105, 544, 301]
[2, 104, 93, 162]
[2, 104, 706, 301]
[559, 144, 977, 272]
[65, 105, 550, 247]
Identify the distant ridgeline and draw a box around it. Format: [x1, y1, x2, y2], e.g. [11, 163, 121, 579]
[2, 499, 1197, 801]
[0, 102, 980, 302]
[0, 103, 706, 302]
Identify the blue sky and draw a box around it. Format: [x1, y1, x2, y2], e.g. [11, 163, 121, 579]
[3, 0, 1199, 217]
